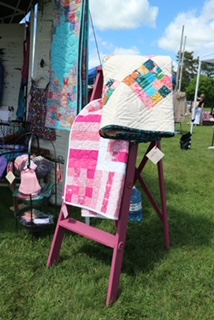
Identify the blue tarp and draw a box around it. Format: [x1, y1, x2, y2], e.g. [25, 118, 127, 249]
[88, 66, 100, 85]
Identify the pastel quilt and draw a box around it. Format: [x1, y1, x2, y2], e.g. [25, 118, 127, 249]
[99, 55, 175, 142]
[64, 99, 129, 220]
[45, 0, 89, 131]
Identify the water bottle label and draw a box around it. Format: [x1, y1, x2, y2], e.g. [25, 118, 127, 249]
[129, 202, 142, 211]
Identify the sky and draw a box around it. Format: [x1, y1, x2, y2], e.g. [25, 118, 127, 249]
[89, 0, 214, 69]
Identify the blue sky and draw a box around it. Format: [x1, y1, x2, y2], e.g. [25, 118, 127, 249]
[89, 0, 214, 68]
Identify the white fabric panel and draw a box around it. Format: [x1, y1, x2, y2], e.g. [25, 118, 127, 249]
[199, 42, 214, 63]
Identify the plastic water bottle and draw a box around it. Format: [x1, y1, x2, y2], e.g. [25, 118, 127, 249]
[129, 186, 143, 222]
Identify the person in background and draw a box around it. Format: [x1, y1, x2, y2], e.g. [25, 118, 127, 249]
[193, 94, 205, 126]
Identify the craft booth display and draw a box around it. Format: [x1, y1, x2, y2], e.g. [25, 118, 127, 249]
[47, 55, 175, 307]
[0, 0, 90, 211]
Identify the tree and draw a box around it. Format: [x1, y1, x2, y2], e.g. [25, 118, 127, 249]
[201, 61, 214, 78]
[185, 75, 214, 107]
[176, 51, 198, 91]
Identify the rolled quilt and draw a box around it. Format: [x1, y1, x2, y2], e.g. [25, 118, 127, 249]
[99, 55, 175, 143]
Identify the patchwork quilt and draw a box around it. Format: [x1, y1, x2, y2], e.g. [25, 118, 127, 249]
[45, 0, 89, 131]
[64, 99, 129, 220]
[99, 55, 175, 142]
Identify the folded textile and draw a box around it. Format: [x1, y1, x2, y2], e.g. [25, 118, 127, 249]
[99, 55, 175, 143]
[14, 183, 54, 202]
[0, 144, 27, 162]
[20, 209, 53, 225]
[64, 99, 129, 220]
[14, 154, 53, 179]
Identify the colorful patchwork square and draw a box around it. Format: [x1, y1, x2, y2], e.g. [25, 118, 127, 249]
[121, 59, 172, 109]
[103, 79, 120, 106]
[151, 92, 163, 104]
[152, 79, 164, 90]
[144, 72, 156, 83]
[145, 84, 158, 97]
[123, 75, 135, 86]
[137, 65, 149, 76]
[136, 74, 150, 88]
[106, 79, 114, 87]
[130, 81, 143, 96]
[144, 59, 156, 71]
[159, 85, 171, 98]
[155, 66, 163, 76]
[131, 71, 140, 80]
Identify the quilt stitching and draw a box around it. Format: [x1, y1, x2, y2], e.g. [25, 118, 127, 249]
[102, 59, 172, 110]
[64, 99, 129, 219]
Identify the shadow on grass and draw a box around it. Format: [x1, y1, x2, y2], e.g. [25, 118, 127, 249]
[48, 166, 214, 275]
[2, 181, 213, 277]
[76, 204, 214, 277]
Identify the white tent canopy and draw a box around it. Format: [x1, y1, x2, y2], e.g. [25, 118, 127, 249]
[200, 42, 214, 63]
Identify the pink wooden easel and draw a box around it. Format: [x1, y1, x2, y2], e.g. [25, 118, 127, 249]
[47, 68, 171, 306]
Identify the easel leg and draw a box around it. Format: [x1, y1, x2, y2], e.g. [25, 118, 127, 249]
[135, 141, 171, 249]
[106, 144, 138, 306]
[47, 204, 69, 267]
[156, 141, 170, 249]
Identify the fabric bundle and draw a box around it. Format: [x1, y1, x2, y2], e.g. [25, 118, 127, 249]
[14, 154, 53, 179]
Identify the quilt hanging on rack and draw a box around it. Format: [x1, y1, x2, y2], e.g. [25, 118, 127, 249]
[45, 0, 89, 131]
[64, 99, 129, 220]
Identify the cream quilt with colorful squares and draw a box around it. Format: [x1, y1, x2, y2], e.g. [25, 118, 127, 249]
[99, 55, 175, 142]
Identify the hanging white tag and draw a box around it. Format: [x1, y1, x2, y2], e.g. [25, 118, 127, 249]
[146, 146, 165, 164]
[62, 205, 68, 218]
[5, 171, 16, 184]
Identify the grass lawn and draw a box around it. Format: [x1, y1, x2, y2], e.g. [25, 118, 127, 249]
[0, 123, 214, 320]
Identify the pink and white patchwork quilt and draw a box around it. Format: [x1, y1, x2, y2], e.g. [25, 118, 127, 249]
[64, 99, 129, 220]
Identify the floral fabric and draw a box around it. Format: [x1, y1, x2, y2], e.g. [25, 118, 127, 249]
[28, 82, 56, 141]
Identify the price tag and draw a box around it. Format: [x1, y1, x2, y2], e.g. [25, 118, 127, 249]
[146, 146, 165, 164]
[62, 205, 68, 218]
[5, 171, 16, 184]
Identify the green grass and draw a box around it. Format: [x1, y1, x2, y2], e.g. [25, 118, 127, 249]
[1, 123, 214, 320]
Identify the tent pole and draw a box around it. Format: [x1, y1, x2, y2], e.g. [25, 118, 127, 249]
[175, 25, 185, 92]
[190, 58, 201, 135]
[178, 36, 187, 92]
